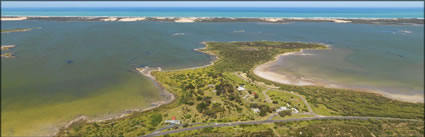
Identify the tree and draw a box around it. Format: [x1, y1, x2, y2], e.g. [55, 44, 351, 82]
[259, 110, 267, 116]
[183, 123, 189, 128]
[278, 110, 292, 117]
[250, 103, 259, 108]
[186, 102, 194, 106]
[184, 114, 192, 119]
[197, 90, 204, 95]
[196, 102, 208, 113]
[229, 95, 235, 101]
[150, 113, 163, 126]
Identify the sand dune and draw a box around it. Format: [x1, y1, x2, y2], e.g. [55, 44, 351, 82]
[1, 17, 28, 21]
[118, 17, 146, 22]
[101, 17, 118, 21]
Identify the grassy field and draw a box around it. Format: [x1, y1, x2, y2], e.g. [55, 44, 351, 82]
[267, 90, 308, 113]
[59, 41, 424, 136]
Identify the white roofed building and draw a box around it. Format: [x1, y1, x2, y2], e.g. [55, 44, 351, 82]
[276, 106, 289, 112]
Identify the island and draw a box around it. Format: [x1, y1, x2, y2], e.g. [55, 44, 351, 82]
[1, 28, 34, 33]
[1, 53, 15, 58]
[57, 41, 424, 137]
[1, 45, 15, 50]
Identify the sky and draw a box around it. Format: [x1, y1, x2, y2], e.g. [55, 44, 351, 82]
[1, 1, 424, 8]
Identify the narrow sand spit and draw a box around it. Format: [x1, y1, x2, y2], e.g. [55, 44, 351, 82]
[1, 17, 27, 21]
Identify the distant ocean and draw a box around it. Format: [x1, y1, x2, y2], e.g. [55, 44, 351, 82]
[1, 7, 424, 18]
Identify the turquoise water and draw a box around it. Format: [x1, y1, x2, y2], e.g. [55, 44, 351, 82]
[2, 7, 424, 18]
[1, 21, 423, 135]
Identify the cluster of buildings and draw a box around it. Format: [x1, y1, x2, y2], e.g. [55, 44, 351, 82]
[275, 106, 299, 113]
[251, 103, 299, 114]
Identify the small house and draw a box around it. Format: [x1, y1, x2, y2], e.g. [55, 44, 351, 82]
[165, 116, 181, 125]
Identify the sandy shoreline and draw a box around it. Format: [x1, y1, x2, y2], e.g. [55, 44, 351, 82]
[253, 49, 424, 103]
[54, 42, 216, 136]
[53, 66, 174, 137]
[2, 16, 423, 25]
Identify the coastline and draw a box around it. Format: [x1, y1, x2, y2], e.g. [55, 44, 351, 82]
[1, 16, 423, 25]
[54, 66, 175, 137]
[163, 42, 219, 72]
[54, 41, 425, 136]
[253, 48, 424, 103]
[54, 42, 216, 136]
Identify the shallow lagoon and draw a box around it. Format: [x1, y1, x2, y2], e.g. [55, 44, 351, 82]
[1, 21, 423, 135]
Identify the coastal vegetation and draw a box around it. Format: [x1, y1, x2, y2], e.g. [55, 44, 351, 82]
[59, 41, 424, 136]
[249, 73, 424, 119]
[166, 119, 424, 137]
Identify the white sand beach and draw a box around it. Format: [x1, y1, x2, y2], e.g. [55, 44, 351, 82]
[118, 17, 146, 22]
[1, 17, 27, 21]
[100, 17, 118, 21]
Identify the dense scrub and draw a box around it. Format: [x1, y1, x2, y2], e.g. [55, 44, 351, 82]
[203, 41, 327, 73]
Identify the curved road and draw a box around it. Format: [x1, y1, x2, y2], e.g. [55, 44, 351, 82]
[142, 116, 421, 137]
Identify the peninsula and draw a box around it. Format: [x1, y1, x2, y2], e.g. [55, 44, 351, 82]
[57, 41, 424, 137]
